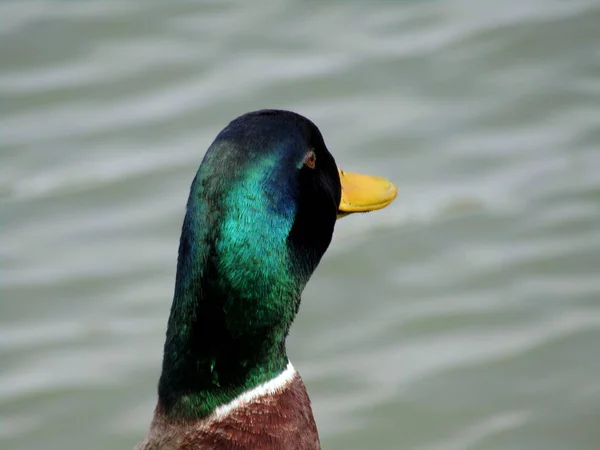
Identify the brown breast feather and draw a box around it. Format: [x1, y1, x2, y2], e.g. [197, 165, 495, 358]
[137, 372, 321, 450]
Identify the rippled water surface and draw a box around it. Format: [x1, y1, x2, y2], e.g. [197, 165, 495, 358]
[2, 1, 600, 449]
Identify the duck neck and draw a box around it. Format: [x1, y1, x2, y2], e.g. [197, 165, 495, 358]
[157, 283, 290, 419]
[157, 198, 308, 419]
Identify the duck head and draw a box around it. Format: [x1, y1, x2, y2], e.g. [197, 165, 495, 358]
[158, 110, 396, 417]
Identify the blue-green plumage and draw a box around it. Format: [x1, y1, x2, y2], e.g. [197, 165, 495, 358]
[158, 110, 341, 418]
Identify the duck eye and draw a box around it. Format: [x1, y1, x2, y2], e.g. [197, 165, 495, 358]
[304, 150, 317, 169]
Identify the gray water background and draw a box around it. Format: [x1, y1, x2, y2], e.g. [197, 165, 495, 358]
[2, 1, 600, 449]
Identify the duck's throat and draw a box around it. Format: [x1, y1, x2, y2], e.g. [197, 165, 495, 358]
[157, 214, 307, 418]
[157, 282, 293, 418]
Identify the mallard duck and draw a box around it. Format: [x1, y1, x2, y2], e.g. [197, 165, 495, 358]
[136, 110, 397, 450]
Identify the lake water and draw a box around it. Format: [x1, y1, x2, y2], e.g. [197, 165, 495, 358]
[2, 1, 600, 449]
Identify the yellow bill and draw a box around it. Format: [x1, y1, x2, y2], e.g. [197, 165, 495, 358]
[337, 169, 398, 219]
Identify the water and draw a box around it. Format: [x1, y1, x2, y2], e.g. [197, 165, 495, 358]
[2, 1, 600, 449]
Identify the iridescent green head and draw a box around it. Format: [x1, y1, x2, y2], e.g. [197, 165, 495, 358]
[158, 110, 396, 418]
[189, 109, 343, 311]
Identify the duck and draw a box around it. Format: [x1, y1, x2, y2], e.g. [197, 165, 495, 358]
[136, 109, 397, 450]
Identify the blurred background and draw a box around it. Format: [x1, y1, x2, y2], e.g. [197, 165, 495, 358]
[2, 1, 600, 449]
